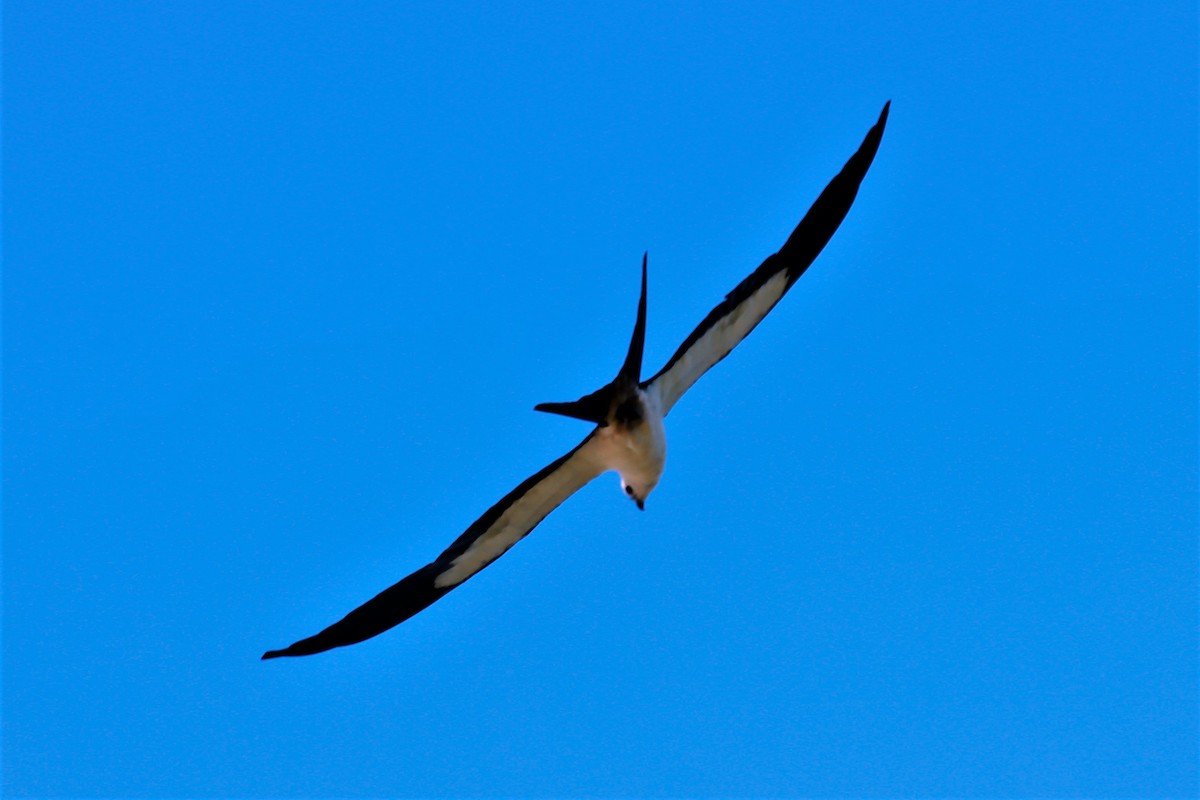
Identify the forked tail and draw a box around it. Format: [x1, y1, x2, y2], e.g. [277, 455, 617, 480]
[534, 253, 648, 426]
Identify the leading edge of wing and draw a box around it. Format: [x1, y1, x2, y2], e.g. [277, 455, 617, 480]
[262, 433, 603, 659]
[643, 102, 890, 412]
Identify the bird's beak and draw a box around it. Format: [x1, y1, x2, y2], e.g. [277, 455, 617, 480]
[636, 499, 645, 511]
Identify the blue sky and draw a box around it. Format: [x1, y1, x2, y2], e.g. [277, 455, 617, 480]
[4, 2, 1196, 797]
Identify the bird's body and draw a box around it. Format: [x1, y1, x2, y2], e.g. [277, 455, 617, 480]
[263, 102, 890, 659]
[592, 384, 668, 507]
[432, 384, 666, 590]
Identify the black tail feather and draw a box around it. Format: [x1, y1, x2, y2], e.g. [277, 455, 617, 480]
[618, 253, 648, 383]
[533, 385, 614, 425]
[535, 254, 648, 426]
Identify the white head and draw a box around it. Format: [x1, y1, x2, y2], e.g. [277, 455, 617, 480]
[619, 474, 657, 511]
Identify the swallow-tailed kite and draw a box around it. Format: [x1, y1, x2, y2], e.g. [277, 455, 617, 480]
[262, 102, 889, 659]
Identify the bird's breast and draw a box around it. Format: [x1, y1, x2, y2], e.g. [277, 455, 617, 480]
[594, 387, 667, 485]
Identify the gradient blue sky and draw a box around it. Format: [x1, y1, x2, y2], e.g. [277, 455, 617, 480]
[4, 2, 1197, 797]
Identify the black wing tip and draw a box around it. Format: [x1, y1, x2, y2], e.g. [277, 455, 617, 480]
[855, 99, 891, 161]
[261, 641, 322, 660]
[872, 101, 891, 138]
[771, 100, 890, 283]
[842, 101, 890, 173]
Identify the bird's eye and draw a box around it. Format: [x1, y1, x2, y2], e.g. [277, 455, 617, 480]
[625, 486, 634, 496]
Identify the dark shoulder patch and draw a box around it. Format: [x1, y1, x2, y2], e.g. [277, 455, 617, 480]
[613, 394, 644, 426]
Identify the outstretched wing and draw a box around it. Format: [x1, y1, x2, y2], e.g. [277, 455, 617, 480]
[644, 102, 890, 415]
[263, 433, 605, 658]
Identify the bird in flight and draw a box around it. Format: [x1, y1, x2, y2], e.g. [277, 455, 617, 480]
[263, 102, 890, 659]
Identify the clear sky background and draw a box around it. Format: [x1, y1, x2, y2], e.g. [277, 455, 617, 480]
[4, 2, 1196, 797]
